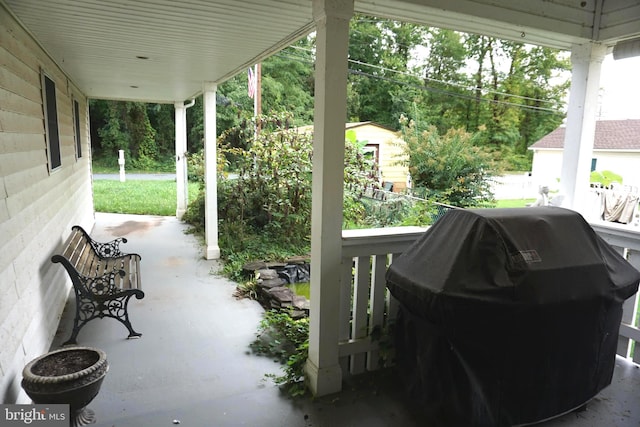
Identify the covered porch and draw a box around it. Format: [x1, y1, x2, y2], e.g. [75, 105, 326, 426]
[2, 0, 640, 413]
[53, 212, 640, 426]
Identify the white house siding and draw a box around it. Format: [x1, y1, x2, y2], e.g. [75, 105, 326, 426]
[531, 148, 640, 191]
[530, 149, 564, 190]
[1, 6, 94, 403]
[592, 150, 640, 188]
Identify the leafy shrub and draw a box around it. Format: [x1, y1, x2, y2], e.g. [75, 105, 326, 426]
[183, 112, 380, 279]
[590, 170, 623, 187]
[399, 116, 496, 207]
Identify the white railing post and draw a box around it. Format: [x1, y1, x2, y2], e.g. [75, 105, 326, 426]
[591, 222, 640, 362]
[622, 250, 640, 362]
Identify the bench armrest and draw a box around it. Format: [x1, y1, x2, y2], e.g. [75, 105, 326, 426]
[72, 225, 129, 258]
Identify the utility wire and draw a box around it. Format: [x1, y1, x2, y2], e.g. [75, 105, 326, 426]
[348, 70, 563, 115]
[288, 45, 558, 105]
[275, 49, 563, 115]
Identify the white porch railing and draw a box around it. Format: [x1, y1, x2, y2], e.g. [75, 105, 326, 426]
[339, 226, 426, 375]
[591, 221, 640, 364]
[339, 222, 640, 376]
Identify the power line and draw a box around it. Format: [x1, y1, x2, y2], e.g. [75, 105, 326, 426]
[288, 45, 558, 105]
[348, 69, 563, 115]
[276, 48, 563, 115]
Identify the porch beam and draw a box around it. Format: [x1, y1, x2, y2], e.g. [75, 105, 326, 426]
[203, 82, 220, 260]
[305, 0, 353, 397]
[174, 101, 188, 219]
[559, 42, 607, 214]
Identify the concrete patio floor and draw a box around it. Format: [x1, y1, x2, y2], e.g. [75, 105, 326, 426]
[49, 213, 640, 427]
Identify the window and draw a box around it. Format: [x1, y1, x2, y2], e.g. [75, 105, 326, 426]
[42, 72, 61, 171]
[591, 158, 597, 172]
[73, 99, 82, 159]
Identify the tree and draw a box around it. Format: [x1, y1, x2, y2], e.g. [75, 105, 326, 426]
[261, 38, 315, 125]
[417, 28, 470, 132]
[348, 16, 426, 129]
[399, 115, 496, 207]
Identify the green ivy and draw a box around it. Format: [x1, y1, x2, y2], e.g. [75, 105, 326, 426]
[250, 310, 310, 397]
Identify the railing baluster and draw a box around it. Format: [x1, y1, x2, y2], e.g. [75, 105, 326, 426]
[624, 250, 640, 362]
[350, 255, 371, 374]
[340, 227, 427, 375]
[339, 255, 354, 374]
[367, 254, 388, 370]
[387, 253, 402, 324]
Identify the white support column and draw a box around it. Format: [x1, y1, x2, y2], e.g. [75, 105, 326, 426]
[560, 43, 607, 214]
[305, 0, 353, 397]
[174, 101, 188, 219]
[203, 83, 220, 259]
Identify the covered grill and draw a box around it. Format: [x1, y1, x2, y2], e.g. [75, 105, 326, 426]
[386, 207, 640, 426]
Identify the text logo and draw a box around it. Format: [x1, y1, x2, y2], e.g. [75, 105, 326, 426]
[0, 405, 68, 426]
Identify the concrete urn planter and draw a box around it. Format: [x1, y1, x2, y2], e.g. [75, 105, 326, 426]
[21, 347, 108, 426]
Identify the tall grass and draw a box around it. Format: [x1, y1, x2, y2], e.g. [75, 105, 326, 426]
[93, 180, 199, 216]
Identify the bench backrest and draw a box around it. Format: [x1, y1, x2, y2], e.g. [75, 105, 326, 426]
[54, 226, 141, 292]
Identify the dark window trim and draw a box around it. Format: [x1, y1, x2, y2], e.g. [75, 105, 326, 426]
[41, 71, 61, 171]
[73, 98, 82, 159]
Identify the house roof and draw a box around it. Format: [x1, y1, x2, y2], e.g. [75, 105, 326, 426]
[3, 0, 640, 104]
[297, 121, 396, 134]
[530, 119, 640, 150]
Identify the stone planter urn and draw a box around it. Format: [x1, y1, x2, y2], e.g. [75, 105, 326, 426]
[21, 347, 108, 426]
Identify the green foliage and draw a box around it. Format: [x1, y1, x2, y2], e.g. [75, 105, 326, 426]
[250, 310, 309, 397]
[183, 112, 380, 281]
[399, 200, 438, 226]
[590, 170, 623, 187]
[360, 197, 413, 228]
[494, 144, 533, 171]
[399, 116, 496, 207]
[218, 113, 313, 246]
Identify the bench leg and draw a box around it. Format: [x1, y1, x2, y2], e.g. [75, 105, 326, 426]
[63, 292, 143, 344]
[102, 292, 143, 339]
[63, 321, 82, 346]
[63, 300, 99, 345]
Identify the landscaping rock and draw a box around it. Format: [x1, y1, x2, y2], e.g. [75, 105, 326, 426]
[257, 278, 287, 289]
[293, 295, 310, 311]
[265, 261, 287, 269]
[290, 309, 307, 320]
[256, 269, 279, 280]
[285, 255, 310, 265]
[268, 286, 294, 303]
[242, 261, 267, 272]
[244, 262, 312, 319]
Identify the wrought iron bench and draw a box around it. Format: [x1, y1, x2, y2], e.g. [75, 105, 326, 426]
[52, 225, 144, 345]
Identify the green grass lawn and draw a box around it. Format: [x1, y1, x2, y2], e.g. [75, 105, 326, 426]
[93, 180, 199, 216]
[494, 198, 536, 208]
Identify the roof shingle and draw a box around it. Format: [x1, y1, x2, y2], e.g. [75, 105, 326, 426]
[530, 119, 640, 150]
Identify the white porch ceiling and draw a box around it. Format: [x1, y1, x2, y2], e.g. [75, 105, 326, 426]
[3, 0, 640, 104]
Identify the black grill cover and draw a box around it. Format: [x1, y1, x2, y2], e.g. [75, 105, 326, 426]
[386, 207, 640, 427]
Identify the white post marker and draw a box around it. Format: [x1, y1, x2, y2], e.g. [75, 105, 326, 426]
[118, 149, 126, 182]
